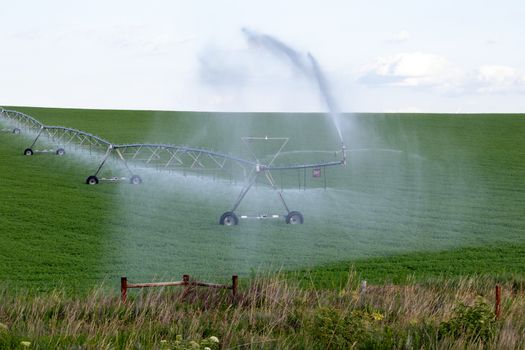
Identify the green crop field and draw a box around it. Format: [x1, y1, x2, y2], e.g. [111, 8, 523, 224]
[1, 106, 524, 292]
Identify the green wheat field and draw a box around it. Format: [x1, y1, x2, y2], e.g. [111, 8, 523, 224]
[1, 107, 524, 292]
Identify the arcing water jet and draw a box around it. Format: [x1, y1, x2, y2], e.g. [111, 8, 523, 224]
[242, 28, 346, 152]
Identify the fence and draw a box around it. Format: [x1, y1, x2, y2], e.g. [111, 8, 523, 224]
[120, 274, 238, 302]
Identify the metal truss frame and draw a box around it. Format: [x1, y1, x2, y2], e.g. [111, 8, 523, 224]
[89, 143, 257, 182]
[0, 107, 43, 133]
[24, 125, 111, 156]
[1, 107, 347, 225]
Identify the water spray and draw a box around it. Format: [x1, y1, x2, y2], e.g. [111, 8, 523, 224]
[1, 27, 351, 226]
[241, 28, 347, 161]
[1, 34, 349, 226]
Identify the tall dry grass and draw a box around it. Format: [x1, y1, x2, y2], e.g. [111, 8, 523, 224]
[0, 273, 523, 349]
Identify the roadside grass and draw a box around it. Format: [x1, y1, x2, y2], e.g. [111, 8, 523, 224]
[0, 274, 524, 349]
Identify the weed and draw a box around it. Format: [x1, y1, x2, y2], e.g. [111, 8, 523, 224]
[439, 297, 498, 343]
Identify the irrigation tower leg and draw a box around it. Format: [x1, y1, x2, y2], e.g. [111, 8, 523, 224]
[93, 146, 113, 176]
[115, 148, 134, 177]
[264, 170, 290, 214]
[230, 174, 259, 212]
[28, 127, 43, 149]
[228, 169, 292, 217]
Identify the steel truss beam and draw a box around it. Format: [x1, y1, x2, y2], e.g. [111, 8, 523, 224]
[23, 125, 111, 157]
[0, 107, 43, 132]
[92, 144, 257, 178]
[2, 107, 347, 224]
[30, 126, 110, 149]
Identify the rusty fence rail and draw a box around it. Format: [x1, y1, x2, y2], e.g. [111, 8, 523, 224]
[120, 274, 238, 302]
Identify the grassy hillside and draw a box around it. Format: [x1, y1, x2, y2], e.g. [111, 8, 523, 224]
[0, 106, 524, 291]
[290, 243, 525, 289]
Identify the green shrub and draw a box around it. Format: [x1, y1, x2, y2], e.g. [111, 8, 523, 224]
[439, 298, 497, 343]
[310, 307, 381, 349]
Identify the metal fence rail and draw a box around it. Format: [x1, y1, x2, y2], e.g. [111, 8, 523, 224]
[120, 275, 238, 303]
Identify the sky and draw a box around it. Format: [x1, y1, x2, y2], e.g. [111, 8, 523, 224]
[1, 0, 524, 113]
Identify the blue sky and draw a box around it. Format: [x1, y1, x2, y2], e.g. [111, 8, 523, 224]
[1, 0, 524, 112]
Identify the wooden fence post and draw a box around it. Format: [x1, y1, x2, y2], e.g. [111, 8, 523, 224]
[495, 284, 501, 320]
[232, 275, 238, 298]
[182, 274, 191, 298]
[121, 277, 128, 303]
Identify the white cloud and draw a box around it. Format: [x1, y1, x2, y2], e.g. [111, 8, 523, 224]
[359, 52, 465, 93]
[387, 29, 410, 43]
[360, 53, 525, 96]
[474, 65, 525, 93]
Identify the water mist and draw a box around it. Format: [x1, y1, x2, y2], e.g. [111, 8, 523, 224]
[242, 28, 345, 147]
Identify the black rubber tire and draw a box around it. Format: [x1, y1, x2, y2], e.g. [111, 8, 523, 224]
[286, 211, 304, 224]
[56, 148, 65, 156]
[13, 128, 21, 134]
[86, 175, 99, 185]
[219, 211, 239, 226]
[130, 175, 142, 185]
[23, 148, 33, 156]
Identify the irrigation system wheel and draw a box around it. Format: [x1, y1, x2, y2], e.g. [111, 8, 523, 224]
[86, 175, 99, 185]
[56, 148, 65, 156]
[130, 175, 142, 185]
[286, 211, 304, 224]
[12, 128, 21, 134]
[23, 148, 33, 156]
[220, 211, 239, 226]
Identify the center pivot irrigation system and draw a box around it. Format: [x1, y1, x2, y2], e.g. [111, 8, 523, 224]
[0, 107, 346, 225]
